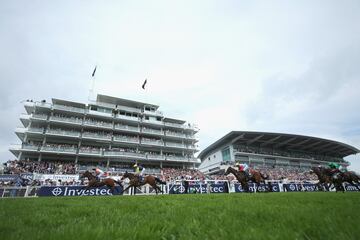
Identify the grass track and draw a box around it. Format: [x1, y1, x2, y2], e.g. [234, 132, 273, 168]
[0, 192, 359, 240]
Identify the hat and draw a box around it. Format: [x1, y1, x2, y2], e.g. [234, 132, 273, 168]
[235, 162, 240, 166]
[133, 164, 138, 167]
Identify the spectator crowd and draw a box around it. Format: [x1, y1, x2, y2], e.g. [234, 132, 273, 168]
[1, 159, 319, 187]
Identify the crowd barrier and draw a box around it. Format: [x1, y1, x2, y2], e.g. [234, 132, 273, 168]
[0, 181, 359, 198]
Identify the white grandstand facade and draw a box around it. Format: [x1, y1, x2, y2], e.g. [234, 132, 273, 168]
[198, 131, 359, 175]
[10, 94, 200, 172]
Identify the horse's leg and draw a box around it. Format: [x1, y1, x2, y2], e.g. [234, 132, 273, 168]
[155, 184, 163, 194]
[110, 184, 115, 195]
[121, 185, 133, 195]
[243, 182, 249, 193]
[154, 184, 158, 195]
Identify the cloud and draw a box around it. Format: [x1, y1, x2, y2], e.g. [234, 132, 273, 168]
[0, 0, 359, 172]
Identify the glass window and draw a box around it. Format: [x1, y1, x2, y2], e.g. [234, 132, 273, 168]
[221, 148, 231, 162]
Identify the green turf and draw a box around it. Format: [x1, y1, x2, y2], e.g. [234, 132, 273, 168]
[0, 192, 359, 240]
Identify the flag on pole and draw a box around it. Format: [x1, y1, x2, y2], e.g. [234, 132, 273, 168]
[92, 66, 97, 77]
[142, 79, 147, 89]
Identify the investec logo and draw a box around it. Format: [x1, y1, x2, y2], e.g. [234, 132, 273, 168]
[51, 187, 112, 196]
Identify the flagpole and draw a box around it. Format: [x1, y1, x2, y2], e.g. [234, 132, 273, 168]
[88, 65, 97, 102]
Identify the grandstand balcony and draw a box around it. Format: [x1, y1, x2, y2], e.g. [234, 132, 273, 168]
[113, 136, 140, 144]
[87, 109, 113, 119]
[187, 145, 197, 150]
[115, 114, 139, 123]
[114, 124, 140, 133]
[104, 151, 145, 159]
[147, 154, 166, 160]
[40, 145, 77, 154]
[141, 127, 164, 136]
[141, 119, 164, 127]
[10, 144, 39, 152]
[20, 113, 30, 126]
[27, 127, 45, 134]
[82, 132, 112, 141]
[164, 131, 186, 138]
[49, 116, 83, 125]
[164, 142, 186, 149]
[46, 129, 81, 138]
[30, 114, 48, 121]
[165, 155, 188, 161]
[78, 148, 102, 156]
[164, 122, 184, 129]
[141, 138, 164, 146]
[53, 104, 86, 114]
[144, 109, 163, 117]
[83, 119, 113, 130]
[186, 134, 199, 142]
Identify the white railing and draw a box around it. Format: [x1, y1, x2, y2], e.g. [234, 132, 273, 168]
[187, 145, 197, 150]
[142, 119, 164, 126]
[87, 109, 112, 118]
[31, 114, 48, 120]
[116, 114, 139, 122]
[165, 142, 185, 148]
[84, 120, 113, 128]
[35, 102, 52, 108]
[141, 139, 164, 146]
[165, 156, 188, 161]
[53, 104, 86, 114]
[164, 122, 184, 128]
[41, 146, 77, 153]
[47, 129, 80, 137]
[82, 132, 112, 140]
[113, 136, 139, 143]
[27, 127, 44, 133]
[144, 109, 163, 116]
[22, 144, 39, 151]
[50, 116, 82, 124]
[114, 124, 140, 132]
[165, 131, 185, 138]
[142, 128, 164, 135]
[79, 148, 101, 154]
[147, 154, 166, 160]
[104, 151, 144, 157]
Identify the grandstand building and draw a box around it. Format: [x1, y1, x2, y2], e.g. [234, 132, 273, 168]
[9, 94, 200, 172]
[198, 131, 359, 175]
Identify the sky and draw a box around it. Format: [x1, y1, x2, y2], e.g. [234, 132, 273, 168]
[0, 1, 360, 171]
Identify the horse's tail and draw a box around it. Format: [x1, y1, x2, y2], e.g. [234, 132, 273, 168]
[155, 177, 166, 185]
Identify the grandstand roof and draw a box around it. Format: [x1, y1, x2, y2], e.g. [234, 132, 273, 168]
[198, 131, 360, 159]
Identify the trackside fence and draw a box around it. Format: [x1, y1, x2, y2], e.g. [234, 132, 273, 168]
[1, 181, 359, 198]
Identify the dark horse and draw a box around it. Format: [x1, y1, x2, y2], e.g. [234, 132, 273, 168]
[121, 172, 166, 195]
[225, 167, 272, 193]
[338, 171, 360, 191]
[309, 167, 332, 191]
[81, 171, 123, 194]
[310, 167, 360, 192]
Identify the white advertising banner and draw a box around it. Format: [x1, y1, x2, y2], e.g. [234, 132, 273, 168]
[33, 174, 79, 182]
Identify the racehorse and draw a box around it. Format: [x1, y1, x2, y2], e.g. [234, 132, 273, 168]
[224, 167, 272, 193]
[309, 167, 332, 191]
[310, 167, 347, 192]
[120, 172, 166, 195]
[80, 171, 123, 194]
[338, 171, 360, 191]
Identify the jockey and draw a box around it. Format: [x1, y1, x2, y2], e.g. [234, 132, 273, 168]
[93, 167, 106, 181]
[133, 163, 145, 182]
[328, 162, 341, 178]
[236, 163, 250, 178]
